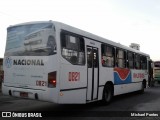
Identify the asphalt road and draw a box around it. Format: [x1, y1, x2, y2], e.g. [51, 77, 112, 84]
[0, 83, 160, 120]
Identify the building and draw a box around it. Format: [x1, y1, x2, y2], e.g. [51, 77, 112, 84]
[129, 43, 140, 50]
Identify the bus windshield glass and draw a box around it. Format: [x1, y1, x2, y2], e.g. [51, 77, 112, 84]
[5, 22, 56, 56]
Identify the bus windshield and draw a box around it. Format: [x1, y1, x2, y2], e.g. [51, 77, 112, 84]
[5, 22, 56, 56]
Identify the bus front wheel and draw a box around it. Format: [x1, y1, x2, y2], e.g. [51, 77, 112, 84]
[139, 81, 146, 94]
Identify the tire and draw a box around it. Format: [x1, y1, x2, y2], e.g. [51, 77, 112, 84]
[102, 84, 113, 104]
[151, 78, 155, 87]
[139, 81, 145, 94]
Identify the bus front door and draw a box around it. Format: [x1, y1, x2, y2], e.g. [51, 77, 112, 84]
[87, 46, 99, 101]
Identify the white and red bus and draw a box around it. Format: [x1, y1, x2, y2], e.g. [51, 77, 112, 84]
[2, 21, 150, 104]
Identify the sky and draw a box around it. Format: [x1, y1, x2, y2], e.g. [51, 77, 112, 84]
[0, 0, 160, 61]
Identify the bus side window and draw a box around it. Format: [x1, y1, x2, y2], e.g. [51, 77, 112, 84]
[141, 56, 147, 70]
[116, 49, 126, 68]
[135, 54, 141, 69]
[127, 52, 134, 69]
[101, 44, 115, 67]
[61, 31, 85, 65]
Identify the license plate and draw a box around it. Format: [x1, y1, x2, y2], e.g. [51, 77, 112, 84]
[20, 92, 28, 97]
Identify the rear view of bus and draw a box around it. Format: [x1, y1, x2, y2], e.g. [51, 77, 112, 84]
[2, 21, 58, 103]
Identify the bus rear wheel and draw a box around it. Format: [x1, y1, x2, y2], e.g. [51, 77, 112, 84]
[102, 84, 113, 104]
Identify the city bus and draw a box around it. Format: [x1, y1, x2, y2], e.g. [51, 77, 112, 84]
[2, 21, 150, 104]
[153, 61, 160, 84]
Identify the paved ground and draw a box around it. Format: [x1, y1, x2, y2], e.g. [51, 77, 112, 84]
[0, 83, 160, 120]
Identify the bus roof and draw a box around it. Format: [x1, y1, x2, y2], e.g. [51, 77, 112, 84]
[8, 21, 53, 28]
[8, 20, 149, 57]
[53, 21, 149, 57]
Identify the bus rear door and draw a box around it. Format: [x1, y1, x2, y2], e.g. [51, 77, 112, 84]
[86, 44, 99, 101]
